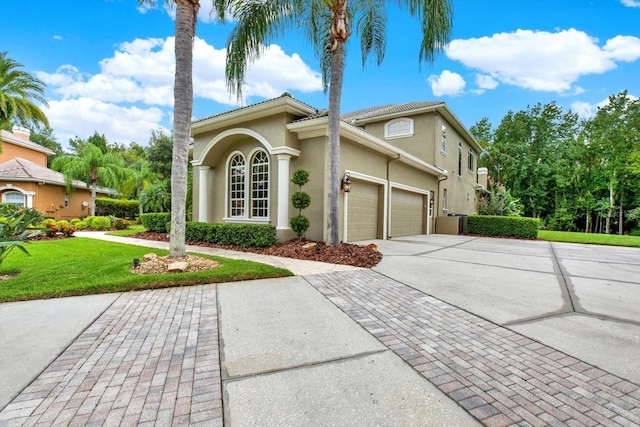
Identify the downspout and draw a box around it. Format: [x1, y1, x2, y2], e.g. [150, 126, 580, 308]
[387, 154, 401, 239]
[437, 173, 448, 217]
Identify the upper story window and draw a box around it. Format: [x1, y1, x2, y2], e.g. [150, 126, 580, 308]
[229, 153, 246, 217]
[467, 150, 474, 172]
[441, 125, 447, 153]
[2, 191, 25, 207]
[458, 142, 463, 177]
[250, 150, 269, 218]
[385, 118, 414, 139]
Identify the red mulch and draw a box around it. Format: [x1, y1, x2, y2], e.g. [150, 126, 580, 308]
[133, 232, 383, 268]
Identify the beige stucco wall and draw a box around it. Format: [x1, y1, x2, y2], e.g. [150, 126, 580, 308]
[1, 142, 48, 166]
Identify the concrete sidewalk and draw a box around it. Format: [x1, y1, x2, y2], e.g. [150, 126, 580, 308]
[0, 233, 638, 426]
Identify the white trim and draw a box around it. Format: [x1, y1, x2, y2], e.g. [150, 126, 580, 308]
[342, 170, 388, 243]
[222, 217, 270, 224]
[276, 154, 292, 230]
[196, 128, 274, 166]
[384, 117, 414, 139]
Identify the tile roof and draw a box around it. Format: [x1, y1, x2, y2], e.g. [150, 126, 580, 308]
[0, 157, 114, 193]
[341, 101, 445, 122]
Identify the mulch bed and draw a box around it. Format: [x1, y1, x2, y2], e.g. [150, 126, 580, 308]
[133, 232, 383, 268]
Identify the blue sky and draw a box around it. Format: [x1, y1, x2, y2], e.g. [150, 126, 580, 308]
[2, 0, 639, 148]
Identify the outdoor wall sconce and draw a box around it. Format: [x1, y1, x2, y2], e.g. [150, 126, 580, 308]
[341, 172, 352, 193]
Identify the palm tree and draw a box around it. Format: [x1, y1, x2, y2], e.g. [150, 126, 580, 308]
[139, 0, 199, 257]
[0, 51, 49, 129]
[120, 159, 159, 215]
[52, 143, 127, 216]
[214, 0, 453, 245]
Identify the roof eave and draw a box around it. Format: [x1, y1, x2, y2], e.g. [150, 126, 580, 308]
[192, 96, 317, 135]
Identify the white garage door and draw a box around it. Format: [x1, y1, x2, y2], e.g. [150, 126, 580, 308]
[391, 189, 424, 237]
[347, 181, 380, 242]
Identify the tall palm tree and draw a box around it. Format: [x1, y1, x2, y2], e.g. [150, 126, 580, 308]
[214, 0, 453, 245]
[0, 51, 49, 129]
[52, 143, 126, 216]
[140, 0, 199, 257]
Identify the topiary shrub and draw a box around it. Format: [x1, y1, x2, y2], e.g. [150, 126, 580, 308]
[290, 168, 311, 240]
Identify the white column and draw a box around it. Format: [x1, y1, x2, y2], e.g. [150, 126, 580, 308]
[25, 193, 35, 208]
[198, 166, 210, 222]
[276, 154, 291, 230]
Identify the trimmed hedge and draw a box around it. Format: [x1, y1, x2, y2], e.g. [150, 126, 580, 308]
[468, 215, 540, 239]
[95, 198, 139, 219]
[140, 213, 171, 232]
[185, 222, 277, 248]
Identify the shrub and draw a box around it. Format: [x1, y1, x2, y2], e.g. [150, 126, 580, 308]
[42, 218, 59, 237]
[185, 222, 276, 248]
[290, 168, 311, 239]
[70, 218, 82, 226]
[140, 213, 171, 232]
[112, 218, 131, 230]
[468, 215, 539, 239]
[57, 220, 77, 237]
[0, 206, 44, 265]
[90, 216, 111, 230]
[95, 198, 139, 219]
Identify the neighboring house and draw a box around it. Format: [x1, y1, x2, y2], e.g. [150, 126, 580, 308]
[0, 126, 113, 220]
[191, 94, 484, 243]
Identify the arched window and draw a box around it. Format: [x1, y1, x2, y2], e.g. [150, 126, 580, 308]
[385, 118, 414, 139]
[2, 191, 25, 207]
[229, 154, 246, 217]
[250, 150, 269, 218]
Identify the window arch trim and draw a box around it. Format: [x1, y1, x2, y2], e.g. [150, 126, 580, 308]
[384, 117, 414, 139]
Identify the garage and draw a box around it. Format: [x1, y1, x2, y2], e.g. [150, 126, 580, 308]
[390, 188, 425, 237]
[346, 180, 380, 242]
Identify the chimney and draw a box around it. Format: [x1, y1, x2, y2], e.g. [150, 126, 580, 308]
[477, 167, 488, 189]
[11, 125, 31, 141]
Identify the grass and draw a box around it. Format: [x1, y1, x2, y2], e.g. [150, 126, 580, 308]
[538, 230, 640, 247]
[0, 237, 292, 302]
[105, 224, 146, 236]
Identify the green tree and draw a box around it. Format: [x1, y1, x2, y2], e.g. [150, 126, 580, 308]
[139, 179, 171, 213]
[0, 51, 49, 130]
[586, 91, 640, 234]
[52, 143, 127, 216]
[146, 128, 173, 177]
[120, 159, 160, 215]
[214, 0, 452, 245]
[28, 125, 63, 167]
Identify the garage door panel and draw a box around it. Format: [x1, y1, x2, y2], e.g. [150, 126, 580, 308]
[391, 189, 424, 237]
[347, 181, 379, 242]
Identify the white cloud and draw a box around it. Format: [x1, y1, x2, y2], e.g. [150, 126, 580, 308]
[37, 36, 322, 144]
[476, 74, 499, 90]
[45, 98, 167, 146]
[427, 70, 466, 97]
[446, 29, 640, 93]
[53, 35, 63, 40]
[621, 0, 640, 7]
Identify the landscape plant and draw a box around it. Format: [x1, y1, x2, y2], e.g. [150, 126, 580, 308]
[0, 205, 43, 265]
[290, 168, 310, 240]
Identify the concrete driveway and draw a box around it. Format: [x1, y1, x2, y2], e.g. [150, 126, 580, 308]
[364, 234, 640, 383]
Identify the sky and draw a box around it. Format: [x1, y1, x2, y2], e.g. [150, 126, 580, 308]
[2, 0, 639, 149]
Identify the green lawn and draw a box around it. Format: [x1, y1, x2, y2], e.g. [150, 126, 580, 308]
[538, 230, 640, 247]
[0, 237, 292, 302]
[105, 224, 146, 236]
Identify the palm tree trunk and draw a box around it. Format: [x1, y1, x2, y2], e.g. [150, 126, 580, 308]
[326, 42, 345, 246]
[326, 0, 348, 247]
[170, 0, 199, 257]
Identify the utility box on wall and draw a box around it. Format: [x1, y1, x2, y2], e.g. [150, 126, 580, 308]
[436, 215, 468, 235]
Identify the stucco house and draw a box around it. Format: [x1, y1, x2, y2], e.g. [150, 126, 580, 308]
[0, 126, 113, 220]
[191, 94, 484, 243]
